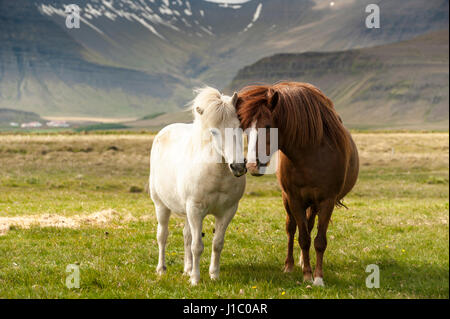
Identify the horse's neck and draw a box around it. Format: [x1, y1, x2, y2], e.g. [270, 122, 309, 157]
[191, 122, 209, 150]
[190, 122, 223, 161]
[279, 140, 306, 162]
[188, 124, 232, 178]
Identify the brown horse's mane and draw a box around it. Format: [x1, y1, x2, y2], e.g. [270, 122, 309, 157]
[237, 82, 350, 155]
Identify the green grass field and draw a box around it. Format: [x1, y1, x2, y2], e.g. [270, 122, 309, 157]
[0, 132, 448, 299]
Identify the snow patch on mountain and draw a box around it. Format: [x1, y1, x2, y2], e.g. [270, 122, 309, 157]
[243, 2, 262, 32]
[37, 0, 268, 40]
[204, 0, 252, 4]
[38, 0, 240, 39]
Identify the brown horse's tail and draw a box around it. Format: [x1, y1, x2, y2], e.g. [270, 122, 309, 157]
[336, 199, 348, 209]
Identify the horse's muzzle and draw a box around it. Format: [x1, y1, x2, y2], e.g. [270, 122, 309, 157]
[229, 162, 247, 177]
[246, 161, 265, 177]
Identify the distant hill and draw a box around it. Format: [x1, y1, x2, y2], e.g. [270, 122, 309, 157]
[228, 30, 449, 130]
[0, 109, 42, 125]
[125, 110, 193, 131]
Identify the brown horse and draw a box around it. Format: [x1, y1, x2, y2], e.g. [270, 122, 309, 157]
[237, 82, 359, 286]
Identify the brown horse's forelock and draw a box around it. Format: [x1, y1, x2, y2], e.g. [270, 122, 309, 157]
[237, 82, 350, 157]
[236, 85, 272, 130]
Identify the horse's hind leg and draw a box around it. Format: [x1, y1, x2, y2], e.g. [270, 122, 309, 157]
[282, 193, 296, 273]
[313, 199, 335, 286]
[183, 218, 193, 276]
[209, 205, 237, 280]
[155, 204, 171, 275]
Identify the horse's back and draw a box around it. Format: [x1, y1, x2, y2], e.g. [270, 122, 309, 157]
[153, 123, 192, 147]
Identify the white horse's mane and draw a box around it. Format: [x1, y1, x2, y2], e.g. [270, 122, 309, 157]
[190, 87, 237, 129]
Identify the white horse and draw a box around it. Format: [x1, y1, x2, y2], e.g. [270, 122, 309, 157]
[149, 87, 247, 285]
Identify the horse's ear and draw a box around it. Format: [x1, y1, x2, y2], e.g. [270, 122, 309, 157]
[231, 92, 238, 108]
[268, 91, 279, 111]
[195, 106, 204, 115]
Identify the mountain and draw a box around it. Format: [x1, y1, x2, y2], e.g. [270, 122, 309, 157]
[0, 109, 42, 126]
[0, 0, 183, 118]
[228, 30, 449, 129]
[38, 0, 449, 86]
[0, 0, 448, 119]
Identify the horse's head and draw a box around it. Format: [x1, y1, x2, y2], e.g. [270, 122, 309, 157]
[236, 85, 279, 176]
[237, 82, 347, 176]
[192, 87, 247, 177]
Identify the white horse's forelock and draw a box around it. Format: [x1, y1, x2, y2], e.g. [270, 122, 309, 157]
[190, 86, 236, 128]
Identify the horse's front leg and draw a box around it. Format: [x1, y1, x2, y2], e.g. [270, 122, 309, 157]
[282, 193, 296, 273]
[155, 204, 171, 275]
[209, 205, 237, 280]
[187, 204, 206, 286]
[286, 196, 313, 282]
[183, 218, 193, 276]
[299, 206, 318, 266]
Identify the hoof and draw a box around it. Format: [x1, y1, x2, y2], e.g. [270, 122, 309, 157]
[190, 277, 200, 286]
[209, 272, 219, 281]
[303, 273, 313, 283]
[156, 266, 166, 276]
[313, 277, 325, 287]
[183, 268, 192, 277]
[283, 264, 294, 273]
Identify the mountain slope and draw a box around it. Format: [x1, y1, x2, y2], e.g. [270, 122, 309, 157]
[228, 30, 449, 129]
[0, 0, 183, 117]
[0, 109, 43, 127]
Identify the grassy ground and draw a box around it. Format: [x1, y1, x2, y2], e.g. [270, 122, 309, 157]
[0, 132, 448, 299]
